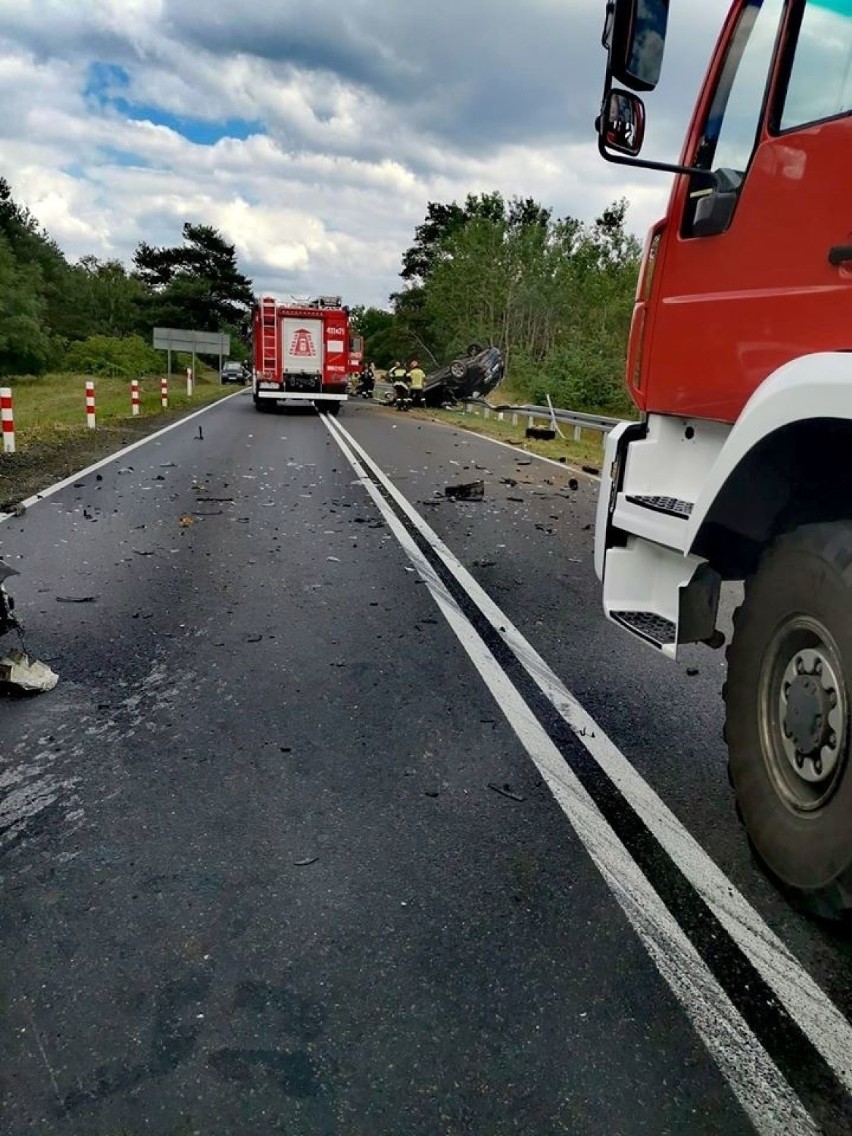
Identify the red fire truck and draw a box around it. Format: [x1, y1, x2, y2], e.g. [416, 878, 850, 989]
[252, 295, 350, 414]
[596, 0, 852, 917]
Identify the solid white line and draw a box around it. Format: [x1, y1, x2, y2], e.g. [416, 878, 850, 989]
[0, 388, 247, 524]
[326, 415, 852, 1095]
[322, 413, 818, 1136]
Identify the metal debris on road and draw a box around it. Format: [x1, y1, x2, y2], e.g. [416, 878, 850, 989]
[487, 782, 525, 803]
[0, 648, 58, 693]
[445, 480, 485, 501]
[55, 595, 98, 603]
[293, 857, 318, 866]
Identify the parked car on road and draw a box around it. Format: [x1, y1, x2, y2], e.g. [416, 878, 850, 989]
[221, 362, 249, 385]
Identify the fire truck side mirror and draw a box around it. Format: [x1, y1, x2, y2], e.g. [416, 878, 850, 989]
[600, 89, 646, 157]
[604, 0, 669, 93]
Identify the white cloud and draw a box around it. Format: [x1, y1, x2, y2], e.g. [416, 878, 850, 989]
[0, 0, 733, 308]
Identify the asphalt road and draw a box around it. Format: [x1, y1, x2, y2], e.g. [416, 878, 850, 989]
[0, 392, 850, 1136]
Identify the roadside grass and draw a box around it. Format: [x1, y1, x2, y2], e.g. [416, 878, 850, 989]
[372, 374, 625, 471]
[420, 404, 606, 469]
[0, 371, 239, 510]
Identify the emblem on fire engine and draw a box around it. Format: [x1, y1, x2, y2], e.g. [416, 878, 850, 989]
[290, 329, 316, 357]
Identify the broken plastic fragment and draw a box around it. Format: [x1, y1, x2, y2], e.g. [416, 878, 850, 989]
[0, 648, 59, 692]
[445, 480, 485, 501]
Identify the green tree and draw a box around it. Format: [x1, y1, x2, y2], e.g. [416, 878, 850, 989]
[134, 223, 254, 338]
[70, 256, 147, 339]
[397, 192, 641, 411]
[0, 233, 53, 375]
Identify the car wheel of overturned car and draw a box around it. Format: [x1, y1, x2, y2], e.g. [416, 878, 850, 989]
[450, 360, 468, 380]
[724, 521, 852, 919]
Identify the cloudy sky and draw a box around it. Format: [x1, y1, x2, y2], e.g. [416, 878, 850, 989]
[0, 0, 732, 309]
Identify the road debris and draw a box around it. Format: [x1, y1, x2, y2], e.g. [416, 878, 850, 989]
[526, 425, 556, 441]
[568, 478, 579, 491]
[445, 480, 485, 501]
[0, 648, 58, 693]
[488, 782, 525, 803]
[582, 465, 600, 476]
[55, 595, 98, 603]
[686, 667, 700, 677]
[294, 857, 318, 866]
[179, 515, 194, 528]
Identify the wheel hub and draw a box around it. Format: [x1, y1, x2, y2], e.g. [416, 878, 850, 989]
[779, 649, 842, 784]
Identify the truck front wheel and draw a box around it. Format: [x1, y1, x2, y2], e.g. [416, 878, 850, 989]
[725, 522, 852, 919]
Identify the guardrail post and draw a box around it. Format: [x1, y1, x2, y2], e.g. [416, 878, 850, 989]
[1, 388, 15, 453]
[574, 424, 582, 442]
[511, 412, 518, 426]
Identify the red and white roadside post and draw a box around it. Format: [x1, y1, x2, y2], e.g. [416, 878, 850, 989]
[161, 375, 168, 409]
[1, 387, 14, 454]
[131, 379, 140, 416]
[186, 366, 193, 397]
[85, 380, 96, 429]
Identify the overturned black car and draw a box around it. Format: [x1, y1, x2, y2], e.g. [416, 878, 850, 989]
[420, 344, 504, 406]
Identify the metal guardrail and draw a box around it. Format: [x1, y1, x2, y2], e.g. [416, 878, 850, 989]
[461, 400, 624, 440]
[370, 380, 626, 440]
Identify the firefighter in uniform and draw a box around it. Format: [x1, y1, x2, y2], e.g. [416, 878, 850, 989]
[388, 360, 410, 408]
[407, 359, 425, 407]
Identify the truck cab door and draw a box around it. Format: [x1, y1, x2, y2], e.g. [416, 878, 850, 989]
[646, 0, 852, 424]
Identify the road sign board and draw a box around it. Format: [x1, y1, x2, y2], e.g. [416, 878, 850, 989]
[153, 328, 230, 354]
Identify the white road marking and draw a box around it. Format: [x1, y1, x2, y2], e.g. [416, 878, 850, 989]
[0, 388, 247, 524]
[323, 412, 849, 1133]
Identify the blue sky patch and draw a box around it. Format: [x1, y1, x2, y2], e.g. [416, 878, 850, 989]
[84, 60, 264, 145]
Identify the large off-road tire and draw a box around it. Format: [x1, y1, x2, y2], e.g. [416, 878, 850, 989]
[725, 522, 852, 919]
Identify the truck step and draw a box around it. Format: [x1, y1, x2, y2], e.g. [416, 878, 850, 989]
[611, 610, 677, 648]
[625, 494, 693, 519]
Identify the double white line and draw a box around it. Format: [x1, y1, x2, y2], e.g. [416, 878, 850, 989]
[323, 412, 852, 1136]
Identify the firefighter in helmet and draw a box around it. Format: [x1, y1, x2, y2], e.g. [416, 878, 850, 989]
[388, 360, 409, 409]
[407, 358, 425, 407]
